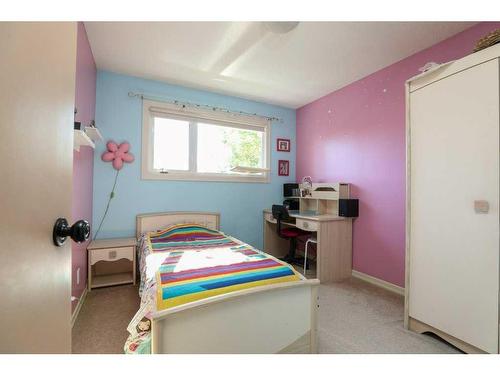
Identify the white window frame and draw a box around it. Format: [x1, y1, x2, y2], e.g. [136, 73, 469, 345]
[142, 99, 271, 183]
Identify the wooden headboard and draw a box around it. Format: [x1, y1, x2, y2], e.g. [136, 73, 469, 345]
[136, 211, 220, 238]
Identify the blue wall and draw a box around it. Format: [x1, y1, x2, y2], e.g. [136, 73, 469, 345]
[93, 71, 296, 249]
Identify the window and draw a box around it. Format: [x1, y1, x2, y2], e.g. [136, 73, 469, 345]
[142, 100, 270, 182]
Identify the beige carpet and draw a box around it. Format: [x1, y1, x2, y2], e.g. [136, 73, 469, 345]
[72, 278, 461, 354]
[318, 278, 460, 353]
[72, 284, 140, 354]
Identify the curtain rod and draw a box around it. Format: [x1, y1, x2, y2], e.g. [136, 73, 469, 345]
[128, 92, 283, 123]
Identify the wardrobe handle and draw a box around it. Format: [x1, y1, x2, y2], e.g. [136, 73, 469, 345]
[474, 200, 490, 214]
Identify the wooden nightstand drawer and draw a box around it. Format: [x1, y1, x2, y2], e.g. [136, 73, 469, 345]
[90, 246, 134, 265]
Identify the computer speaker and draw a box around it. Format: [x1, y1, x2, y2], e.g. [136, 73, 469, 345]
[339, 199, 359, 218]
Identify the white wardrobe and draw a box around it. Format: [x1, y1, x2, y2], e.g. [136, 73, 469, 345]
[405, 44, 500, 354]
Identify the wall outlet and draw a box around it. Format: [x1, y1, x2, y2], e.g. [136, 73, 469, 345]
[77, 268, 80, 285]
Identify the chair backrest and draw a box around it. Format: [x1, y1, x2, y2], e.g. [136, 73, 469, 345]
[272, 204, 291, 239]
[272, 204, 290, 221]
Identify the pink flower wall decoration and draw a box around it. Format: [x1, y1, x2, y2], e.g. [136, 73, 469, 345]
[94, 140, 135, 240]
[101, 141, 135, 170]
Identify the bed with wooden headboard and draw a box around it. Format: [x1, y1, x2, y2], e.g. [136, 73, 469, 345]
[135, 211, 319, 354]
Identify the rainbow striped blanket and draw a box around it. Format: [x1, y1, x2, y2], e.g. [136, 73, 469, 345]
[145, 224, 301, 310]
[125, 223, 301, 354]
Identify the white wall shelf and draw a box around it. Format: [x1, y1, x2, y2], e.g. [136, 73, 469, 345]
[74, 129, 95, 151]
[84, 126, 103, 142]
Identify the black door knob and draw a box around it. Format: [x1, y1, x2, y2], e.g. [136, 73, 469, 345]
[53, 218, 90, 247]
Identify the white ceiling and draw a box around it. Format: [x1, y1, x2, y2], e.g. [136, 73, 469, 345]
[85, 22, 474, 108]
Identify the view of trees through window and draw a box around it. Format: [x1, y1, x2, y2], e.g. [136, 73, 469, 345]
[197, 122, 264, 173]
[222, 128, 262, 169]
[153, 117, 265, 175]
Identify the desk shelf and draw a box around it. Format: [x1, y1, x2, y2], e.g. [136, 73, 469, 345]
[301, 198, 319, 213]
[298, 183, 350, 216]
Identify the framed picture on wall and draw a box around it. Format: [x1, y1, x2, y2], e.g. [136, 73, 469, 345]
[278, 160, 289, 176]
[276, 138, 290, 152]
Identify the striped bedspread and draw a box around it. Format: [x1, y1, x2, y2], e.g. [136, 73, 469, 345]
[125, 223, 301, 353]
[145, 224, 301, 310]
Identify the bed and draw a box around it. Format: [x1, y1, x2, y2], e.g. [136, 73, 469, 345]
[124, 211, 320, 354]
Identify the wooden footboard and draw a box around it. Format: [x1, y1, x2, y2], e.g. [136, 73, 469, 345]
[151, 279, 319, 354]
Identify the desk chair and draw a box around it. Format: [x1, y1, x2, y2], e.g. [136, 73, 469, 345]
[272, 205, 308, 266]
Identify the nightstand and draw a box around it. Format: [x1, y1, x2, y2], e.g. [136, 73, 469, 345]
[87, 237, 137, 290]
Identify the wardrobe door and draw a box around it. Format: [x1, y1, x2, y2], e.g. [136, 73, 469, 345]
[409, 58, 499, 353]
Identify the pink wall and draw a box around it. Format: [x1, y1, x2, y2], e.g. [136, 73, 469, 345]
[72, 22, 96, 312]
[296, 22, 500, 287]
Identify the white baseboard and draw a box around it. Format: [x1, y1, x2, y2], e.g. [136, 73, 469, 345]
[351, 270, 405, 296]
[71, 287, 88, 327]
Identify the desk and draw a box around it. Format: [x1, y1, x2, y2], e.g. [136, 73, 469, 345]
[263, 209, 352, 283]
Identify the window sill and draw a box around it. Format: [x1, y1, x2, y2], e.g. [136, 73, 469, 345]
[142, 170, 270, 183]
